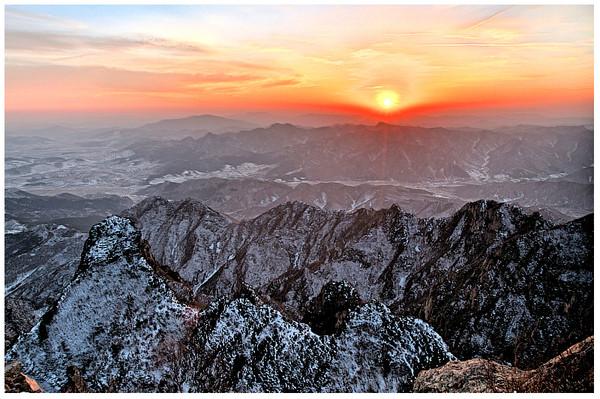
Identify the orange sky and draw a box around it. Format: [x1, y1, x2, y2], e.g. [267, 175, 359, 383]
[5, 5, 594, 124]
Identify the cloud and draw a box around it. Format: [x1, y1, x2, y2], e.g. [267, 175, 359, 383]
[5, 7, 87, 31]
[420, 41, 592, 48]
[4, 5, 593, 117]
[5, 64, 269, 98]
[186, 73, 265, 88]
[260, 78, 301, 88]
[5, 30, 213, 55]
[460, 6, 514, 31]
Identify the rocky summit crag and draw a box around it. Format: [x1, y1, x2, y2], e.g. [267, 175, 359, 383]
[7, 216, 453, 392]
[5, 197, 593, 392]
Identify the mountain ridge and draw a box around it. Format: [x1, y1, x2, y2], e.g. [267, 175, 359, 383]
[8, 215, 455, 392]
[121, 196, 592, 369]
[5, 196, 592, 392]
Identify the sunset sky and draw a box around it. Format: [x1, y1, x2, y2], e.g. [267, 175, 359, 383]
[5, 5, 594, 127]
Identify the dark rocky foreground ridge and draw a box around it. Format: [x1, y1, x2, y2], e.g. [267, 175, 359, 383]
[7, 216, 453, 392]
[5, 197, 593, 392]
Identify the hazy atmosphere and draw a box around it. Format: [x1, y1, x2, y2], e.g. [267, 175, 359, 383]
[4, 4, 594, 394]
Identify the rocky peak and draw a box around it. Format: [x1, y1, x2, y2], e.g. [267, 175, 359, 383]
[303, 280, 362, 335]
[249, 200, 335, 228]
[125, 196, 224, 222]
[397, 211, 593, 369]
[185, 296, 454, 392]
[121, 197, 230, 282]
[448, 199, 547, 237]
[8, 215, 198, 392]
[80, 216, 140, 270]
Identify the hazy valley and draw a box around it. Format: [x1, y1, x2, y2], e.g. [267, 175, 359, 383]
[6, 119, 593, 224]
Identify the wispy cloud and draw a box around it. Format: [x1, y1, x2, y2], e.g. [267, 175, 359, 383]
[260, 78, 301, 88]
[420, 41, 593, 48]
[461, 6, 514, 31]
[6, 30, 213, 55]
[5, 7, 87, 31]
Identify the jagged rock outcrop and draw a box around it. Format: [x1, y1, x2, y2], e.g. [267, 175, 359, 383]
[123, 197, 593, 369]
[413, 336, 593, 393]
[5, 223, 86, 349]
[8, 216, 199, 392]
[124, 198, 434, 316]
[7, 215, 455, 392]
[121, 197, 230, 283]
[175, 296, 453, 392]
[302, 280, 362, 335]
[394, 202, 593, 368]
[4, 361, 42, 393]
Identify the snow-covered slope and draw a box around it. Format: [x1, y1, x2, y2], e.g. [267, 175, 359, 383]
[8, 217, 198, 392]
[5, 224, 86, 348]
[182, 294, 453, 392]
[8, 216, 454, 392]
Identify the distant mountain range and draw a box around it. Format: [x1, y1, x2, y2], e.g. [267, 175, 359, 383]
[129, 122, 592, 183]
[7, 110, 593, 135]
[7, 121, 591, 219]
[132, 114, 259, 138]
[5, 189, 133, 231]
[124, 122, 592, 219]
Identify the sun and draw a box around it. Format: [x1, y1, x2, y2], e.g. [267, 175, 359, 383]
[376, 90, 400, 111]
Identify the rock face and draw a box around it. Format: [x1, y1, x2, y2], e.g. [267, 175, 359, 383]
[4, 361, 43, 393]
[5, 223, 86, 349]
[121, 197, 231, 283]
[520, 335, 593, 393]
[415, 358, 521, 393]
[124, 197, 593, 369]
[181, 295, 453, 392]
[395, 202, 593, 369]
[413, 336, 594, 393]
[7, 215, 454, 393]
[8, 216, 198, 392]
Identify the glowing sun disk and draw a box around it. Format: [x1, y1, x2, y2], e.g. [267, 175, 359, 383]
[376, 90, 400, 111]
